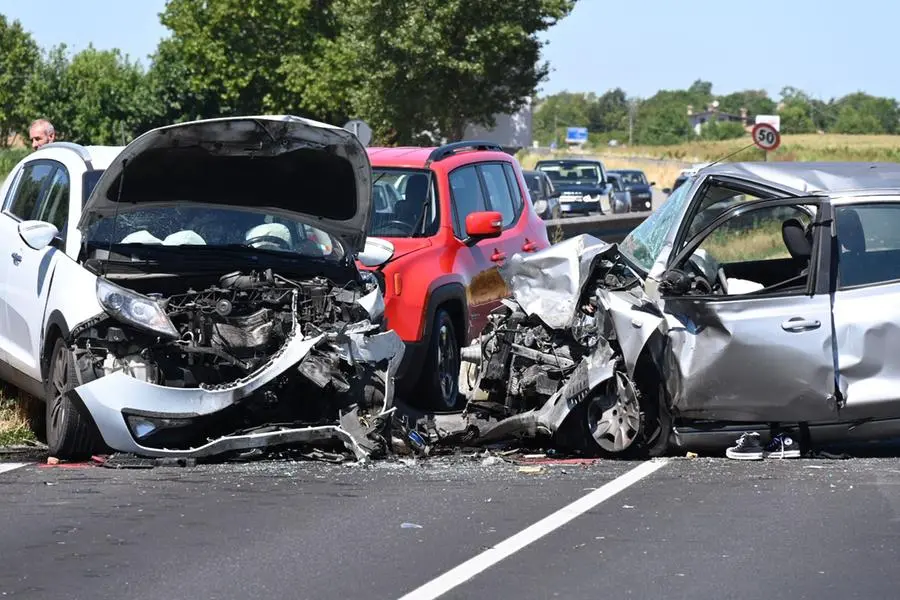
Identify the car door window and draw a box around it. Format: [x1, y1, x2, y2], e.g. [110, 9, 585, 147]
[477, 164, 516, 227]
[5, 162, 55, 221]
[449, 165, 487, 237]
[673, 203, 818, 297]
[682, 182, 767, 244]
[836, 203, 900, 288]
[501, 163, 524, 215]
[35, 167, 70, 234]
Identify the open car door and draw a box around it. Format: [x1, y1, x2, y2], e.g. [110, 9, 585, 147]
[658, 196, 839, 424]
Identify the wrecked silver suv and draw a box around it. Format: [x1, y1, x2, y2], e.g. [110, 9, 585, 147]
[434, 162, 900, 456]
[19, 116, 403, 460]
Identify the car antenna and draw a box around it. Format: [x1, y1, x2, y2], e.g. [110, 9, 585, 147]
[700, 141, 758, 172]
[104, 157, 128, 276]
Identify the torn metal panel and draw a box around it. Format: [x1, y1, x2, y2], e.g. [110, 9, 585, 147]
[499, 234, 616, 329]
[831, 282, 900, 420]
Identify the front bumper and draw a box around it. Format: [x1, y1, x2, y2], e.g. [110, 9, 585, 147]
[631, 193, 653, 211]
[559, 198, 602, 214]
[73, 326, 405, 460]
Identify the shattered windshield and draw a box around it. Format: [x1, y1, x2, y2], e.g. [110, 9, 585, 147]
[86, 205, 345, 261]
[368, 168, 439, 238]
[619, 178, 692, 272]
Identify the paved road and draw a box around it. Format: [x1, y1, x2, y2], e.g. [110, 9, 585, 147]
[1, 449, 899, 600]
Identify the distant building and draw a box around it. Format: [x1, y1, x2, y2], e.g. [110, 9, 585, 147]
[688, 103, 751, 136]
[463, 97, 533, 153]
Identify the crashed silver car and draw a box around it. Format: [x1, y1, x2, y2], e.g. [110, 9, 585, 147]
[0, 116, 403, 461]
[429, 161, 900, 455]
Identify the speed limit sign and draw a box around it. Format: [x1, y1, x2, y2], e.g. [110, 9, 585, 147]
[752, 122, 781, 152]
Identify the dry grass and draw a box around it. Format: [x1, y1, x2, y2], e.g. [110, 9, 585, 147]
[0, 383, 38, 446]
[701, 219, 789, 263]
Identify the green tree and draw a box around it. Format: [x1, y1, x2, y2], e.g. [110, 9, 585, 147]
[23, 44, 151, 144]
[334, 0, 577, 144]
[717, 89, 776, 118]
[533, 91, 594, 144]
[588, 88, 628, 133]
[634, 89, 693, 145]
[0, 15, 39, 147]
[155, 0, 344, 119]
[832, 92, 898, 134]
[699, 120, 746, 141]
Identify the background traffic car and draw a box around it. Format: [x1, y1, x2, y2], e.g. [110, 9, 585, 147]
[360, 141, 551, 411]
[522, 169, 561, 220]
[606, 173, 632, 213]
[0, 116, 402, 460]
[533, 158, 612, 216]
[608, 169, 654, 211]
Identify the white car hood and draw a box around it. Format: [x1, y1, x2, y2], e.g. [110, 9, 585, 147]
[77, 115, 373, 252]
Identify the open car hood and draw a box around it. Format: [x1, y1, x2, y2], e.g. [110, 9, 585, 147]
[77, 116, 373, 252]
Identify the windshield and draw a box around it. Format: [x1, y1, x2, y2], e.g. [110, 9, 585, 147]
[86, 205, 345, 261]
[619, 177, 693, 272]
[368, 168, 439, 238]
[537, 162, 602, 184]
[615, 171, 647, 186]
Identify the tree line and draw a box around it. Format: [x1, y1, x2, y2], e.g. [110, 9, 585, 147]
[535, 79, 900, 146]
[0, 0, 575, 148]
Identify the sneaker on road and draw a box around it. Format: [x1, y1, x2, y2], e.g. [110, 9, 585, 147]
[725, 432, 764, 460]
[763, 433, 801, 459]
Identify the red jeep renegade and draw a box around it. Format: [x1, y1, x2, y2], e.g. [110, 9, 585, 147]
[360, 141, 550, 410]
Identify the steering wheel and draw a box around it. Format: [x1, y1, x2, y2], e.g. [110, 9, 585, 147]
[245, 234, 292, 251]
[372, 220, 415, 235]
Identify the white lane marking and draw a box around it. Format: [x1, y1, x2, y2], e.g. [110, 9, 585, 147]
[0, 463, 29, 476]
[396, 458, 669, 600]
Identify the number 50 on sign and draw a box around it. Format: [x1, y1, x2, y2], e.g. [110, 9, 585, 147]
[751, 122, 781, 152]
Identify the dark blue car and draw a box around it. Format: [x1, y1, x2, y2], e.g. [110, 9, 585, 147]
[608, 169, 654, 212]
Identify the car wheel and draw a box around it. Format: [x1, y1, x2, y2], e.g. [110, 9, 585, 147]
[417, 309, 461, 411]
[45, 338, 103, 459]
[585, 372, 642, 455]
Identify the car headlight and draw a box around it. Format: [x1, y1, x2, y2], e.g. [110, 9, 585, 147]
[96, 278, 178, 338]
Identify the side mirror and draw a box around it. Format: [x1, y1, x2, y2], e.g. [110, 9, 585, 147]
[18, 220, 60, 251]
[650, 181, 656, 187]
[357, 236, 395, 268]
[662, 187, 672, 194]
[464, 211, 503, 244]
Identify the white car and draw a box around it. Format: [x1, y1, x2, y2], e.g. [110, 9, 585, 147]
[0, 116, 403, 461]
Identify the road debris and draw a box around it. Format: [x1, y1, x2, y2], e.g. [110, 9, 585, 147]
[401, 522, 423, 529]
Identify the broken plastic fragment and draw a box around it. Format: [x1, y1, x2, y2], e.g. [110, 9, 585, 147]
[401, 522, 423, 529]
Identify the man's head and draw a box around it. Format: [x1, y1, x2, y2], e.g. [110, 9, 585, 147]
[29, 119, 56, 150]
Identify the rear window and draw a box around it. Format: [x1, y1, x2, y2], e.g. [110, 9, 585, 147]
[536, 162, 604, 184]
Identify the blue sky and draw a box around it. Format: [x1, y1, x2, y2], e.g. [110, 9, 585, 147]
[1, 0, 895, 102]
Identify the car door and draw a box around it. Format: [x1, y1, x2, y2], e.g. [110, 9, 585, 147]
[660, 197, 838, 423]
[829, 200, 900, 420]
[0, 160, 70, 381]
[447, 164, 516, 339]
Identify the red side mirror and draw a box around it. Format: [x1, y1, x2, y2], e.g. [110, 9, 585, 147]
[465, 211, 503, 240]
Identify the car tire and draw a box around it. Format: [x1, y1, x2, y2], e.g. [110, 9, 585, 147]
[45, 338, 103, 459]
[417, 309, 462, 411]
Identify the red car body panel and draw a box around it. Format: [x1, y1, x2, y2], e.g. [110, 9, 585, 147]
[359, 146, 550, 359]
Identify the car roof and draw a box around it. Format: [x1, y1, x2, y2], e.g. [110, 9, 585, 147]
[701, 161, 900, 195]
[608, 169, 643, 174]
[367, 144, 514, 170]
[535, 158, 602, 165]
[32, 142, 124, 170]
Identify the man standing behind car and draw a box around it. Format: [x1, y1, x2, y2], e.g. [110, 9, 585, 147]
[29, 118, 56, 150]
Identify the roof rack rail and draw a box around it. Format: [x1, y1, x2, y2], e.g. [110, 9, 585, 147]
[41, 141, 94, 167]
[425, 140, 504, 165]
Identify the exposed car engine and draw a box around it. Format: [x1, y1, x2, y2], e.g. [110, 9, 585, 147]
[69, 268, 399, 455]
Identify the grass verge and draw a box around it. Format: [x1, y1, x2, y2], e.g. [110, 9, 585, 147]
[0, 383, 38, 447]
